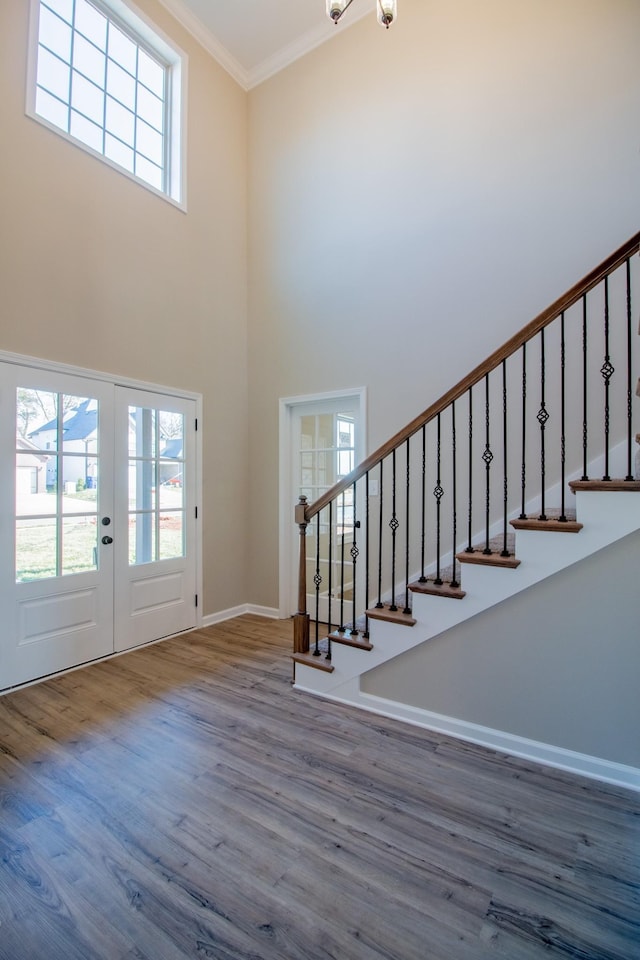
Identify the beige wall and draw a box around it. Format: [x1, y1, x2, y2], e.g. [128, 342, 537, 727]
[247, 0, 640, 608]
[0, 0, 249, 616]
[361, 531, 640, 768]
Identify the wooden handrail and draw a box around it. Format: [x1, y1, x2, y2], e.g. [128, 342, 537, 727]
[303, 231, 640, 522]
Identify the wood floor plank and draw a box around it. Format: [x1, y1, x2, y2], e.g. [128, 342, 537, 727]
[0, 614, 638, 960]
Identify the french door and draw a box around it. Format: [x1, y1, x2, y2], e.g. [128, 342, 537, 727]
[282, 392, 365, 621]
[0, 361, 198, 690]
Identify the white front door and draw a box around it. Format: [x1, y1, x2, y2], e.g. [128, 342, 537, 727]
[0, 362, 198, 690]
[0, 363, 115, 688]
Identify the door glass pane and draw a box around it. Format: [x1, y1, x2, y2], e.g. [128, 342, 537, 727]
[16, 517, 57, 582]
[62, 517, 98, 575]
[15, 452, 54, 516]
[17, 388, 58, 449]
[128, 514, 155, 565]
[159, 512, 183, 560]
[128, 404, 185, 565]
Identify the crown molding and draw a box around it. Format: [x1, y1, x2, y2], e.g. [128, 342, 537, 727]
[246, 6, 370, 89]
[155, 0, 251, 88]
[154, 0, 372, 91]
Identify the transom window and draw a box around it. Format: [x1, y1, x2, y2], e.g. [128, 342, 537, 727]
[27, 0, 185, 205]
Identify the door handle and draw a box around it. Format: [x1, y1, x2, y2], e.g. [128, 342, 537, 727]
[102, 536, 113, 545]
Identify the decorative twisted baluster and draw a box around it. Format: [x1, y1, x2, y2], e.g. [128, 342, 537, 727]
[389, 449, 398, 611]
[601, 275, 614, 481]
[376, 461, 384, 609]
[313, 513, 321, 656]
[537, 328, 549, 520]
[482, 374, 493, 553]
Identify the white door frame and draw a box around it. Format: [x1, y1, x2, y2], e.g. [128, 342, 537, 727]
[278, 387, 366, 620]
[0, 349, 203, 671]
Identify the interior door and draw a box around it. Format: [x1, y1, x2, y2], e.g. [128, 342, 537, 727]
[0, 362, 114, 689]
[113, 387, 197, 652]
[289, 396, 363, 622]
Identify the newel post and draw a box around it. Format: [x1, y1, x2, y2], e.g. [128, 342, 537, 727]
[293, 495, 310, 654]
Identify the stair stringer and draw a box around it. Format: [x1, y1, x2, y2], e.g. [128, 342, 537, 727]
[293, 489, 640, 698]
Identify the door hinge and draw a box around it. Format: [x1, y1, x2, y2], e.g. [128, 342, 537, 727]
[195, 506, 198, 519]
[195, 418, 198, 431]
[195, 594, 198, 607]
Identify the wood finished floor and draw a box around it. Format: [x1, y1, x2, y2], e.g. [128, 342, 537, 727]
[0, 616, 638, 960]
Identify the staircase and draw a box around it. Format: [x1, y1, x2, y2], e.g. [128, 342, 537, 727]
[290, 233, 640, 783]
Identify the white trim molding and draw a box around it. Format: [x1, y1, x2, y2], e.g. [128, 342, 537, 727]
[201, 604, 280, 627]
[295, 683, 640, 793]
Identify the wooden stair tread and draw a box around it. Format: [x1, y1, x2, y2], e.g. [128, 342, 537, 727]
[409, 579, 466, 599]
[569, 479, 640, 492]
[329, 630, 373, 651]
[292, 652, 334, 673]
[510, 517, 583, 533]
[366, 605, 416, 627]
[456, 550, 521, 569]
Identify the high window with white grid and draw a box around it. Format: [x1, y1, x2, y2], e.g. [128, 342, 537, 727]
[27, 0, 185, 205]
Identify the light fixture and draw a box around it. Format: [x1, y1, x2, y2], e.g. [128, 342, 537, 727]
[326, 0, 398, 30]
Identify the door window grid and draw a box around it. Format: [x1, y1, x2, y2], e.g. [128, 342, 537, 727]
[31, 0, 178, 198]
[300, 414, 355, 602]
[128, 406, 185, 565]
[15, 389, 100, 582]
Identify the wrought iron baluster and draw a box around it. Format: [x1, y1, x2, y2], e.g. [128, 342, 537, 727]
[313, 513, 321, 656]
[519, 342, 527, 519]
[419, 424, 427, 582]
[466, 386, 474, 552]
[350, 480, 359, 635]
[403, 438, 411, 614]
[483, 374, 493, 553]
[581, 294, 589, 480]
[537, 329, 549, 520]
[338, 492, 346, 633]
[501, 359, 510, 555]
[559, 312, 567, 521]
[434, 413, 444, 582]
[601, 275, 614, 481]
[326, 500, 333, 661]
[625, 258, 634, 480]
[376, 461, 384, 608]
[389, 449, 398, 611]
[451, 401, 459, 587]
[364, 471, 370, 639]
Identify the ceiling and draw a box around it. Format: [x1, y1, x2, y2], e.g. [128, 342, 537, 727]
[156, 0, 373, 89]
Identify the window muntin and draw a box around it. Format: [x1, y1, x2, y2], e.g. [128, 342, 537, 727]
[28, 0, 185, 205]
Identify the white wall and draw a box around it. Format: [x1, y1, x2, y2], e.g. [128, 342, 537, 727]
[247, 0, 640, 608]
[0, 0, 249, 616]
[361, 530, 640, 769]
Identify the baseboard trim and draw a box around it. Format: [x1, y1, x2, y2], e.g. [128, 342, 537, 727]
[201, 604, 280, 627]
[301, 685, 640, 793]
